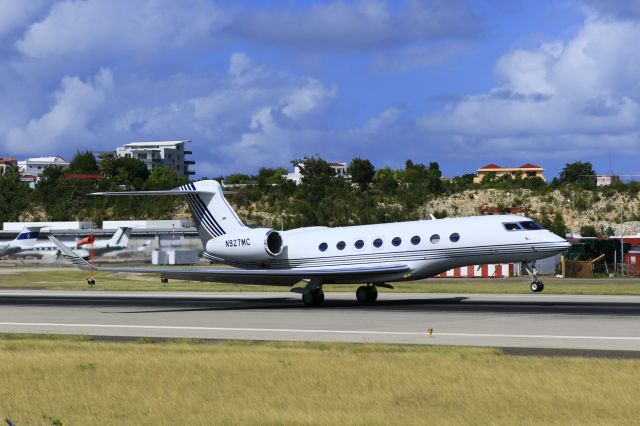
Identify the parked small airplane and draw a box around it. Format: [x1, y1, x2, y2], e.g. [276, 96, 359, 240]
[0, 227, 42, 257]
[51, 180, 570, 306]
[21, 227, 131, 259]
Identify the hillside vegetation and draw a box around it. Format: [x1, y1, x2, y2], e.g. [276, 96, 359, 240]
[2, 153, 639, 236]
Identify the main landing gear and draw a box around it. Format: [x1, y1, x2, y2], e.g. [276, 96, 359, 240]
[356, 284, 378, 304]
[300, 279, 325, 307]
[302, 288, 325, 306]
[525, 261, 544, 293]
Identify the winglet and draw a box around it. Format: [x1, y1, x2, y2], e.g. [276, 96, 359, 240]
[48, 235, 94, 271]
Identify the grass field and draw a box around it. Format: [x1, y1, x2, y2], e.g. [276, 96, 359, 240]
[0, 335, 639, 425]
[3, 266, 640, 295]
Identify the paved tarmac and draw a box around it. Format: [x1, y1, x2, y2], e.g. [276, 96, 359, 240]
[1, 290, 640, 351]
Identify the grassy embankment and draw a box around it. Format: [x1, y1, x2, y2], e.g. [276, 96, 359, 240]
[1, 335, 639, 425]
[3, 267, 640, 294]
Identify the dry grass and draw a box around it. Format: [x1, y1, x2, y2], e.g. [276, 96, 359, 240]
[1, 336, 639, 425]
[3, 267, 640, 295]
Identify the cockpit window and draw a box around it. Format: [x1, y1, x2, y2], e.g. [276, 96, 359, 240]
[503, 222, 522, 231]
[519, 221, 543, 230]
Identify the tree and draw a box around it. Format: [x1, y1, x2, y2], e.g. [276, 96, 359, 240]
[0, 166, 30, 223]
[559, 161, 596, 186]
[348, 157, 375, 191]
[292, 156, 334, 180]
[549, 212, 568, 237]
[225, 173, 251, 185]
[403, 160, 443, 194]
[146, 166, 186, 190]
[68, 150, 98, 174]
[256, 167, 288, 187]
[373, 167, 398, 194]
[99, 156, 150, 189]
[579, 225, 598, 237]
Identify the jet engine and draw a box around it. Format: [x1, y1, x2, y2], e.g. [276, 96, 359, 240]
[205, 228, 284, 261]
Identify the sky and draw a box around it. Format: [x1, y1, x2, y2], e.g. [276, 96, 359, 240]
[1, 0, 640, 179]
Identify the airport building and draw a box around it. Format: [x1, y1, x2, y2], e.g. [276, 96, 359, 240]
[473, 163, 546, 183]
[115, 140, 195, 178]
[17, 156, 69, 180]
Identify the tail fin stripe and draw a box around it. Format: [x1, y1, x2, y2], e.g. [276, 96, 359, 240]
[179, 184, 222, 238]
[186, 194, 222, 238]
[187, 182, 229, 235]
[186, 194, 219, 237]
[185, 188, 226, 236]
[179, 183, 226, 237]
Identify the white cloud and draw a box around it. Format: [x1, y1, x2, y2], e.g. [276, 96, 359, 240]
[16, 0, 228, 59]
[418, 16, 640, 156]
[0, 0, 50, 41]
[6, 68, 114, 154]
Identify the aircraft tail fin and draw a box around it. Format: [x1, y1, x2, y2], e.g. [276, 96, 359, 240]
[107, 227, 131, 248]
[92, 180, 246, 245]
[13, 227, 42, 249]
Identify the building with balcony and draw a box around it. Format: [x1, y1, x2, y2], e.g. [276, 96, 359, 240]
[474, 163, 546, 184]
[17, 156, 69, 180]
[115, 140, 194, 178]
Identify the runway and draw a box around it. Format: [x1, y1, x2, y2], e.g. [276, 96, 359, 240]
[1, 290, 640, 351]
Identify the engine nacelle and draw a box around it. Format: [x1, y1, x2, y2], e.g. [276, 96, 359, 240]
[205, 228, 284, 261]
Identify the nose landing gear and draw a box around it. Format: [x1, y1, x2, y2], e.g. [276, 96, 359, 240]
[525, 261, 544, 293]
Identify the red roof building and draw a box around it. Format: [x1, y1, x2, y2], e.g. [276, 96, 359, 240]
[474, 163, 545, 183]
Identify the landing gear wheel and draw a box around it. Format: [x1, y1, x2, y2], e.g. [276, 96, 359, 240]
[87, 278, 96, 287]
[302, 289, 324, 306]
[356, 286, 378, 304]
[530, 281, 544, 293]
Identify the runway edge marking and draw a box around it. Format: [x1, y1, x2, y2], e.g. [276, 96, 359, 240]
[1, 322, 640, 341]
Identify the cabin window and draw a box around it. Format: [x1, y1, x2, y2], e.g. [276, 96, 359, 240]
[450, 233, 460, 242]
[519, 221, 543, 230]
[430, 234, 440, 244]
[392, 237, 402, 246]
[411, 235, 421, 245]
[503, 222, 522, 231]
[336, 241, 346, 250]
[373, 238, 383, 248]
[355, 239, 365, 249]
[319, 242, 328, 252]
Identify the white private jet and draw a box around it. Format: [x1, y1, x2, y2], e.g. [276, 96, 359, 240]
[0, 227, 42, 257]
[22, 227, 131, 259]
[51, 180, 570, 306]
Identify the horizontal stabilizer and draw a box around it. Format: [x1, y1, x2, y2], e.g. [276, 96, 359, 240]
[92, 189, 215, 196]
[48, 236, 93, 271]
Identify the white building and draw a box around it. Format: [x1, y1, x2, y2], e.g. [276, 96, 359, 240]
[4, 221, 93, 231]
[17, 156, 69, 179]
[283, 165, 304, 185]
[596, 174, 620, 187]
[283, 162, 350, 185]
[115, 140, 194, 178]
